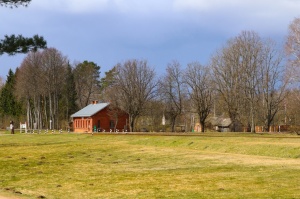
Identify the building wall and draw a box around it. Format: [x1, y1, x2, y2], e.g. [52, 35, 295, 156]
[73, 117, 92, 133]
[255, 125, 290, 133]
[73, 106, 129, 133]
[194, 123, 202, 132]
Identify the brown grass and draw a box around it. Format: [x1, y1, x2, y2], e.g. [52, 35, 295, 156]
[0, 133, 299, 198]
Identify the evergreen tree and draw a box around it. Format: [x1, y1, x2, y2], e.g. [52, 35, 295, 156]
[74, 61, 101, 108]
[0, 34, 47, 55]
[100, 67, 117, 95]
[63, 64, 78, 119]
[0, 0, 47, 55]
[0, 69, 22, 118]
[0, 0, 31, 7]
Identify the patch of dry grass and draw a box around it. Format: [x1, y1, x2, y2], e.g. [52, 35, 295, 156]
[0, 133, 299, 198]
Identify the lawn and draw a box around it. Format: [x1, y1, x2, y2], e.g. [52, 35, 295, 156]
[0, 132, 299, 199]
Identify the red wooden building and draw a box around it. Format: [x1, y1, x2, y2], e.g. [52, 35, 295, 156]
[71, 101, 129, 133]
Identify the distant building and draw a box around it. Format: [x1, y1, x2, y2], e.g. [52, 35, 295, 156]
[209, 117, 243, 132]
[71, 101, 129, 133]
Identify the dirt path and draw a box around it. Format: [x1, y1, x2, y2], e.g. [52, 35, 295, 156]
[0, 193, 24, 199]
[0, 196, 18, 199]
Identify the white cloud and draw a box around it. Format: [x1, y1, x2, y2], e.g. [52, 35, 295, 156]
[30, 0, 173, 14]
[172, 0, 300, 17]
[31, 0, 109, 13]
[173, 0, 252, 12]
[28, 0, 300, 27]
[171, 0, 300, 36]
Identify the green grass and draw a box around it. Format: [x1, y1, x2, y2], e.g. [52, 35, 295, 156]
[0, 132, 299, 198]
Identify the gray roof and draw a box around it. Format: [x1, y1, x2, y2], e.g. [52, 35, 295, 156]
[218, 118, 232, 127]
[209, 117, 232, 127]
[71, 103, 109, 117]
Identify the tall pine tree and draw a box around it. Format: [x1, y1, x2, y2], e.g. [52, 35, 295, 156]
[61, 64, 78, 121]
[0, 0, 31, 7]
[0, 0, 47, 55]
[0, 69, 22, 120]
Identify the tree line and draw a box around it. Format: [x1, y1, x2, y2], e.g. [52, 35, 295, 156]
[100, 19, 300, 133]
[0, 48, 101, 130]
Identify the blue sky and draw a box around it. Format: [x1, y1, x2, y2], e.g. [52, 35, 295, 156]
[1, 0, 300, 79]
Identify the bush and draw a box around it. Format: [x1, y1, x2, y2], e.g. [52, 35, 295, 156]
[288, 125, 300, 135]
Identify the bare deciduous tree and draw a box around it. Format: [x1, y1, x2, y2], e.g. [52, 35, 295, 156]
[16, 51, 44, 129]
[285, 17, 300, 104]
[105, 86, 125, 131]
[112, 59, 157, 132]
[237, 31, 262, 132]
[41, 48, 68, 129]
[211, 38, 244, 132]
[286, 17, 300, 73]
[259, 40, 287, 132]
[212, 31, 287, 132]
[185, 62, 212, 132]
[15, 48, 69, 129]
[159, 61, 185, 132]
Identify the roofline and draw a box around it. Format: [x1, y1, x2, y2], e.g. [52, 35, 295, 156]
[70, 102, 110, 118]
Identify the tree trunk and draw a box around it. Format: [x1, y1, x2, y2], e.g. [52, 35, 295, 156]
[129, 115, 136, 132]
[250, 104, 255, 133]
[114, 117, 118, 132]
[170, 116, 176, 132]
[26, 98, 31, 128]
[200, 120, 205, 133]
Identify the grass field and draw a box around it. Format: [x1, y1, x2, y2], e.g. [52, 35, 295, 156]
[0, 132, 299, 199]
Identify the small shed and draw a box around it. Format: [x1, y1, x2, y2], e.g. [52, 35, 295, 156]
[217, 118, 232, 132]
[71, 101, 129, 133]
[209, 117, 243, 132]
